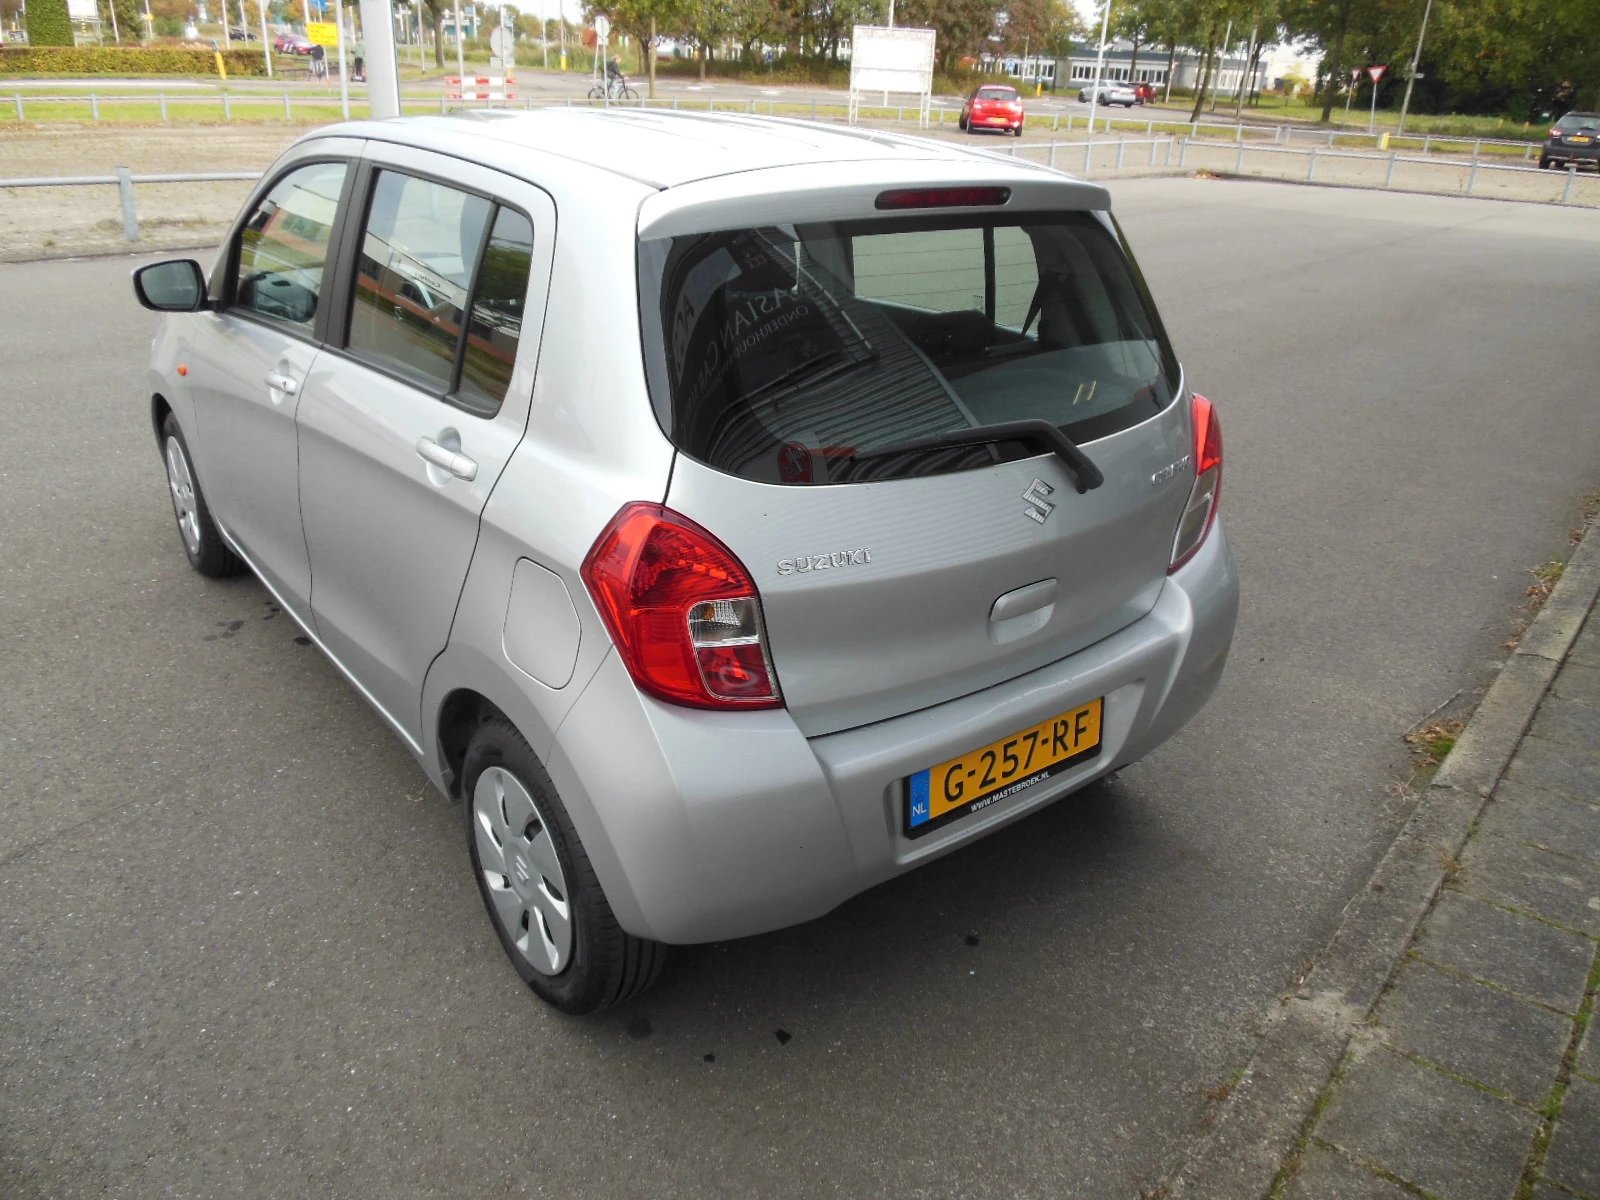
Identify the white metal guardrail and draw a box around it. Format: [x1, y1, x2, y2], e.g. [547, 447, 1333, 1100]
[2, 123, 1595, 247]
[1, 88, 1556, 163]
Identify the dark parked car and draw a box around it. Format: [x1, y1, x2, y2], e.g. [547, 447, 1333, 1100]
[1540, 111, 1600, 171]
[228, 27, 253, 40]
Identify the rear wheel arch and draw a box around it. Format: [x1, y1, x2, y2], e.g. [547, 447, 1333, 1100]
[436, 688, 511, 800]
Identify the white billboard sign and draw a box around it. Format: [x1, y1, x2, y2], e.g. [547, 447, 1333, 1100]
[849, 25, 935, 125]
[67, 0, 99, 18]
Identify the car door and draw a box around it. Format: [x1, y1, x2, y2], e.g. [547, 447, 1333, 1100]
[294, 148, 554, 744]
[184, 149, 358, 616]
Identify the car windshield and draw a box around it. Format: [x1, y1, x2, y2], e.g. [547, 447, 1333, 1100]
[638, 211, 1180, 487]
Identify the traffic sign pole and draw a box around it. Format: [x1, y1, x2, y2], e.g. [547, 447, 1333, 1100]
[1367, 65, 1387, 134]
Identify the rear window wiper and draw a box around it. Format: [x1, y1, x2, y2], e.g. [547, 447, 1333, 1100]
[850, 418, 1105, 493]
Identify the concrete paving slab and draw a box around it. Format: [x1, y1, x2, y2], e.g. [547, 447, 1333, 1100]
[1373, 958, 1571, 1107]
[1411, 891, 1592, 1013]
[1316, 1044, 1538, 1200]
[1283, 1142, 1420, 1199]
[1529, 695, 1600, 752]
[1577, 1018, 1600, 1085]
[1570, 635, 1600, 670]
[1543, 1075, 1600, 1197]
[1475, 781, 1600, 868]
[1553, 662, 1600, 706]
[1459, 835, 1600, 938]
[1504, 734, 1600, 805]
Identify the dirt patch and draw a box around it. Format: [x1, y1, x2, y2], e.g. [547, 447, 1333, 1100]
[0, 126, 300, 259]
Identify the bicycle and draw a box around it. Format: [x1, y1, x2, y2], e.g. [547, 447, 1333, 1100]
[587, 76, 639, 102]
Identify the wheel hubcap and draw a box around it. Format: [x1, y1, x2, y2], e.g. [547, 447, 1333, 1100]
[473, 766, 573, 976]
[164, 436, 201, 556]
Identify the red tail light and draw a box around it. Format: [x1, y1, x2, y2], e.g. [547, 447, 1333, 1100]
[1168, 394, 1223, 573]
[581, 503, 782, 710]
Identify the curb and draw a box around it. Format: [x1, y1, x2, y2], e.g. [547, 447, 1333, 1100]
[0, 237, 221, 266]
[1163, 508, 1600, 1199]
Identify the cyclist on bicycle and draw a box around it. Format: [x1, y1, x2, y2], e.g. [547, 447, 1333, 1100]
[606, 55, 625, 95]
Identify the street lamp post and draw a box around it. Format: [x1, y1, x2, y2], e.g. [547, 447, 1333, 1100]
[1086, 0, 1111, 137]
[1396, 0, 1433, 135]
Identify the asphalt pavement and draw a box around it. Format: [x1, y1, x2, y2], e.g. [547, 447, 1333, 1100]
[3, 179, 1600, 1199]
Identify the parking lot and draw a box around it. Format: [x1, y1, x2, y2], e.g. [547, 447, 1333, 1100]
[3, 178, 1600, 1198]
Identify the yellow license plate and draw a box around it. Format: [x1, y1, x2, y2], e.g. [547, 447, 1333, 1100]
[905, 698, 1104, 837]
[1570, 136, 1592, 144]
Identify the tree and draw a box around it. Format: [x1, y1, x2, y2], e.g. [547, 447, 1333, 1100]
[589, 1, 689, 97]
[422, 0, 447, 67]
[99, 0, 142, 42]
[26, 0, 73, 45]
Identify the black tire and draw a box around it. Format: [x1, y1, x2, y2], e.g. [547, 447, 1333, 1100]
[1013, 125, 1023, 137]
[620, 85, 638, 101]
[462, 716, 666, 1014]
[159, 413, 244, 578]
[1539, 156, 1552, 170]
[587, 84, 605, 101]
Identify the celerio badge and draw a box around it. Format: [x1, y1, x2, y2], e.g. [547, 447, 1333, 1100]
[1023, 478, 1056, 524]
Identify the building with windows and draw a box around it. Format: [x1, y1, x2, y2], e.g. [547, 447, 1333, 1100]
[993, 40, 1272, 97]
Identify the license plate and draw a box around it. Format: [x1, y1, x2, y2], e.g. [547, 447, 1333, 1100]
[1570, 135, 1592, 144]
[904, 698, 1104, 837]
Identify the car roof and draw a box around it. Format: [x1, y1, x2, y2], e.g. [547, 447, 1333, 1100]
[314, 109, 1075, 191]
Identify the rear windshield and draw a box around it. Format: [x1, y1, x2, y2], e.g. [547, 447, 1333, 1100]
[638, 211, 1181, 486]
[1554, 112, 1599, 131]
[977, 87, 1019, 100]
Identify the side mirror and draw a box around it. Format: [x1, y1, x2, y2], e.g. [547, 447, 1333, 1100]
[133, 259, 208, 313]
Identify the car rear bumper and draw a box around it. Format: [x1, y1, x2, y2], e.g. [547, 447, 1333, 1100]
[1546, 143, 1600, 165]
[546, 521, 1239, 945]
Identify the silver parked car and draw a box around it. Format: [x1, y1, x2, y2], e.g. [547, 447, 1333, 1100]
[133, 111, 1239, 1013]
[1079, 83, 1139, 107]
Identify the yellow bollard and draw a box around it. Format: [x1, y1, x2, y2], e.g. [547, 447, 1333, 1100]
[214, 49, 228, 80]
[1378, 131, 1390, 150]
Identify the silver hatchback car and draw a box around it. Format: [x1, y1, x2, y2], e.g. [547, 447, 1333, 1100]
[134, 111, 1238, 1013]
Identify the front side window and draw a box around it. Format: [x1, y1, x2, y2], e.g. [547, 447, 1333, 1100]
[345, 171, 534, 416]
[348, 171, 492, 392]
[640, 210, 1179, 486]
[233, 160, 348, 330]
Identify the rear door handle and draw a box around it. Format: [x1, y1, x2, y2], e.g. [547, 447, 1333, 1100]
[415, 437, 478, 482]
[263, 371, 299, 395]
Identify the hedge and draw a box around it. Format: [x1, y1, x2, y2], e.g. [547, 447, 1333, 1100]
[0, 46, 270, 76]
[25, 0, 73, 47]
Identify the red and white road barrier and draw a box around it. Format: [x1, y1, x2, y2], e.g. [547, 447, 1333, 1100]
[446, 76, 518, 102]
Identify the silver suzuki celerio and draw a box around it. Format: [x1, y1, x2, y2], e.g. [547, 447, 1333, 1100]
[134, 110, 1239, 1013]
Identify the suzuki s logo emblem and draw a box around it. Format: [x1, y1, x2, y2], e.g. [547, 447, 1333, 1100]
[1023, 478, 1056, 524]
[513, 856, 531, 885]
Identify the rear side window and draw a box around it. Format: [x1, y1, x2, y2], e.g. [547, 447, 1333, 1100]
[639, 211, 1179, 486]
[233, 160, 348, 331]
[345, 170, 535, 417]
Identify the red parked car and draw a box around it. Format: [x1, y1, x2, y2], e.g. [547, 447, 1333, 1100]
[1132, 82, 1157, 104]
[274, 31, 314, 54]
[959, 84, 1025, 137]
